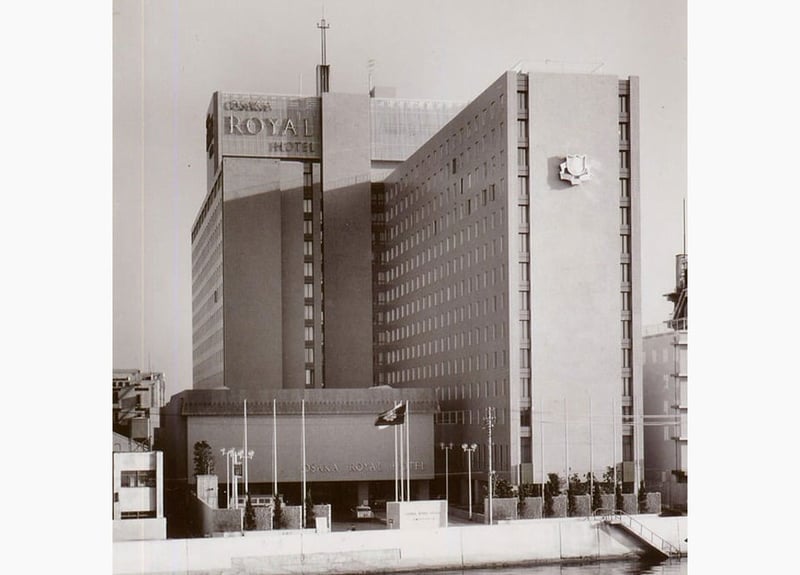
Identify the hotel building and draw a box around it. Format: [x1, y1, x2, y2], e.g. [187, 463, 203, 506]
[177, 67, 643, 515]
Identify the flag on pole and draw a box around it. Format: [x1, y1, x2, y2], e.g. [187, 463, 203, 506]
[375, 403, 406, 428]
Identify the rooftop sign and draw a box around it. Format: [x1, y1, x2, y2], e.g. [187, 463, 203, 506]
[218, 94, 321, 161]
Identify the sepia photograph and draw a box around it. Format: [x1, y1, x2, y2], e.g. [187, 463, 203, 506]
[111, 1, 690, 573]
[9, 1, 800, 574]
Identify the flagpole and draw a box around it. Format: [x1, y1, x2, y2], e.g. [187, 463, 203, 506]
[613, 397, 618, 505]
[564, 398, 569, 491]
[589, 395, 594, 504]
[273, 398, 278, 499]
[399, 418, 404, 501]
[406, 400, 411, 501]
[394, 424, 398, 502]
[244, 399, 249, 495]
[302, 398, 307, 529]
[540, 408, 545, 499]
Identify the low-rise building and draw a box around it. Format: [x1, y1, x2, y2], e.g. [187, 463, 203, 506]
[112, 450, 166, 540]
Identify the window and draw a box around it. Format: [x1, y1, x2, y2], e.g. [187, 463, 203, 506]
[120, 470, 156, 488]
[304, 347, 314, 363]
[619, 123, 629, 144]
[517, 120, 527, 140]
[620, 178, 630, 199]
[517, 148, 528, 167]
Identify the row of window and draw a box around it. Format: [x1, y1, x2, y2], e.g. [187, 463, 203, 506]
[386, 212, 506, 284]
[387, 255, 506, 308]
[434, 408, 508, 427]
[386, 351, 508, 382]
[619, 86, 633, 398]
[387, 324, 507, 363]
[385, 293, 506, 346]
[436, 379, 508, 401]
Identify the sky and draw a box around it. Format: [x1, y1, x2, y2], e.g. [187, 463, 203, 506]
[113, 0, 687, 399]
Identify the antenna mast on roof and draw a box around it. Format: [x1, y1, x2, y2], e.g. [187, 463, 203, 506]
[316, 16, 330, 95]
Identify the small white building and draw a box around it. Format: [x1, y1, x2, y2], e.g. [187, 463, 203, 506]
[112, 450, 166, 540]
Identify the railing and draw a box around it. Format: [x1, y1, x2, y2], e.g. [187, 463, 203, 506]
[593, 508, 681, 557]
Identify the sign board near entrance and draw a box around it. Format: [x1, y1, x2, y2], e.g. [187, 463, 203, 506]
[386, 500, 447, 530]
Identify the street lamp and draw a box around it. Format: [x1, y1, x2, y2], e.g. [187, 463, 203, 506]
[461, 443, 477, 519]
[483, 407, 496, 525]
[439, 443, 453, 504]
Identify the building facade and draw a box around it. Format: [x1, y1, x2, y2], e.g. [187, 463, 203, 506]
[379, 71, 642, 495]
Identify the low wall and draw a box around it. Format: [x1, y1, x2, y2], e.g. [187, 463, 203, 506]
[113, 515, 687, 575]
[113, 518, 166, 541]
[190, 495, 241, 536]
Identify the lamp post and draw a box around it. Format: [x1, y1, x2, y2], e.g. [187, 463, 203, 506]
[461, 443, 477, 519]
[483, 407, 496, 525]
[220, 448, 230, 508]
[439, 442, 453, 504]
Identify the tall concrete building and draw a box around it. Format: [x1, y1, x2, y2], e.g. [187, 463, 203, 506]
[187, 68, 643, 507]
[379, 71, 642, 495]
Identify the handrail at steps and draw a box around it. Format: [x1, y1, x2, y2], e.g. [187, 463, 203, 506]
[591, 508, 681, 557]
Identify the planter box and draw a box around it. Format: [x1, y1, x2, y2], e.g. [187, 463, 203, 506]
[570, 494, 591, 517]
[519, 497, 543, 519]
[622, 493, 638, 515]
[483, 497, 518, 523]
[644, 492, 661, 514]
[600, 494, 616, 511]
[548, 495, 567, 518]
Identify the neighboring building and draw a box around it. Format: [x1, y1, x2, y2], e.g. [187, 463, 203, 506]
[186, 64, 642, 515]
[112, 450, 166, 540]
[113, 369, 166, 448]
[643, 254, 688, 512]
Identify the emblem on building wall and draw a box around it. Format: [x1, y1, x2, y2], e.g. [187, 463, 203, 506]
[559, 155, 591, 185]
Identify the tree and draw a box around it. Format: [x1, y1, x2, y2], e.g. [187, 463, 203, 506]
[492, 476, 515, 498]
[304, 490, 316, 528]
[545, 473, 560, 517]
[193, 441, 215, 476]
[272, 495, 284, 530]
[638, 480, 648, 513]
[244, 495, 257, 530]
[592, 479, 603, 511]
